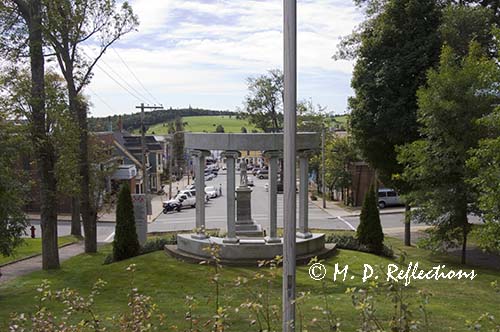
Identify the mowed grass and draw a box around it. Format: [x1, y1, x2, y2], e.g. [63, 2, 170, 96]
[146, 115, 258, 134]
[0, 235, 498, 331]
[0, 236, 78, 265]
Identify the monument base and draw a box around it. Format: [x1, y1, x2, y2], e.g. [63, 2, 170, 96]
[165, 233, 335, 266]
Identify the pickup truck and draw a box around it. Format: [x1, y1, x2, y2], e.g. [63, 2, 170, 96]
[164, 191, 196, 209]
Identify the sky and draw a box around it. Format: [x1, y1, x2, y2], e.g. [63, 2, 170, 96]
[84, 0, 363, 118]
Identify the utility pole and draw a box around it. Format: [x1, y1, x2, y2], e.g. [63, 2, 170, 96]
[136, 103, 163, 215]
[283, 0, 297, 330]
[168, 141, 173, 199]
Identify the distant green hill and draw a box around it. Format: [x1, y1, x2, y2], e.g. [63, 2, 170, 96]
[145, 115, 258, 134]
[89, 108, 234, 132]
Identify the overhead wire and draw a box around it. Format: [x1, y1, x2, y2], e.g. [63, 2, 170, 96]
[86, 49, 154, 104]
[80, 49, 144, 102]
[111, 47, 162, 105]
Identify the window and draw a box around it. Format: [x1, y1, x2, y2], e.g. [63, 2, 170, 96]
[378, 191, 387, 198]
[135, 184, 141, 194]
[387, 191, 397, 197]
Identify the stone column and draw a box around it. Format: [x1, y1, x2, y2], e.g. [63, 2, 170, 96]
[264, 150, 281, 243]
[191, 149, 210, 239]
[297, 150, 312, 239]
[221, 150, 240, 243]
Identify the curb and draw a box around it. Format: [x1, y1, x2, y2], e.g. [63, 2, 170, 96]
[0, 241, 81, 268]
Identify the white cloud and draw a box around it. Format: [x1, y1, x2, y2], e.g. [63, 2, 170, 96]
[87, 0, 362, 117]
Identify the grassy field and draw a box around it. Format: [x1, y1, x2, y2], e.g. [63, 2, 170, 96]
[145, 115, 258, 134]
[0, 232, 498, 331]
[0, 236, 78, 266]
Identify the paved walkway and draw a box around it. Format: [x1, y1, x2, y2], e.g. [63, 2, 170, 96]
[0, 242, 85, 284]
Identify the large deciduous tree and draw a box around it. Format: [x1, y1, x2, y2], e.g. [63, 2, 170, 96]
[42, 0, 138, 253]
[3, 0, 60, 269]
[347, 0, 441, 245]
[398, 42, 500, 264]
[0, 110, 29, 261]
[244, 69, 283, 132]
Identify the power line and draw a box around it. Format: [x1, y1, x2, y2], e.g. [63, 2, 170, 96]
[81, 49, 144, 102]
[87, 49, 154, 104]
[112, 47, 162, 105]
[87, 86, 115, 114]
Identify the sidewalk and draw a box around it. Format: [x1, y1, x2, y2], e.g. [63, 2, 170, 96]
[310, 196, 406, 218]
[27, 192, 168, 224]
[0, 242, 85, 284]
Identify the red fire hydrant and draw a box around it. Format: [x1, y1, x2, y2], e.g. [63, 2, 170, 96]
[30, 226, 36, 238]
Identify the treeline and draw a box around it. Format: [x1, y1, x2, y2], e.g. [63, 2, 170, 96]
[89, 108, 235, 132]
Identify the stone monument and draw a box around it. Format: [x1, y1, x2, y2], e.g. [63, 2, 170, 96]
[235, 160, 263, 237]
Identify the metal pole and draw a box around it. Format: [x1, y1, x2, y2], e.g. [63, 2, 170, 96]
[283, 0, 297, 330]
[322, 125, 326, 209]
[169, 141, 173, 199]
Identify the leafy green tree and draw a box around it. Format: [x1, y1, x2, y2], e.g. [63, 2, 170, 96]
[241, 127, 247, 133]
[347, 0, 441, 245]
[398, 42, 500, 264]
[113, 184, 140, 261]
[215, 124, 225, 133]
[324, 135, 360, 204]
[168, 117, 186, 180]
[0, 0, 60, 269]
[43, 0, 138, 253]
[440, 5, 496, 58]
[244, 69, 283, 132]
[357, 184, 384, 253]
[0, 110, 29, 260]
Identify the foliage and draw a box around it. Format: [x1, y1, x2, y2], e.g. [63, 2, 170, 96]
[348, 0, 441, 186]
[113, 184, 140, 262]
[244, 69, 283, 132]
[323, 135, 360, 201]
[357, 184, 384, 254]
[440, 5, 496, 58]
[0, 110, 28, 258]
[324, 232, 394, 258]
[167, 117, 185, 179]
[398, 42, 500, 263]
[104, 235, 176, 264]
[215, 124, 225, 133]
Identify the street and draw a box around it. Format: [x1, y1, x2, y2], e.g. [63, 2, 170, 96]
[27, 173, 481, 243]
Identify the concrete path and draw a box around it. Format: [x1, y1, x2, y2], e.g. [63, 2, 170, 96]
[0, 242, 85, 284]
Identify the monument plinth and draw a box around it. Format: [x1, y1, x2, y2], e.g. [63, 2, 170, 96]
[235, 161, 263, 237]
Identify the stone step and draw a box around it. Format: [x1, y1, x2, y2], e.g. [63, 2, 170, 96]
[236, 228, 264, 237]
[235, 223, 261, 231]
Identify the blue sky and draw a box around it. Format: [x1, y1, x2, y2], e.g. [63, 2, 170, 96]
[85, 0, 363, 117]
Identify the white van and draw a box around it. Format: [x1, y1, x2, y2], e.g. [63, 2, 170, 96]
[377, 188, 402, 209]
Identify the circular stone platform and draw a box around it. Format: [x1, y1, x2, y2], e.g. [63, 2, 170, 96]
[164, 233, 336, 266]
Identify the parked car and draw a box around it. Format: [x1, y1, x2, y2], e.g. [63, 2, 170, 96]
[175, 192, 196, 208]
[252, 167, 261, 176]
[205, 173, 216, 181]
[181, 188, 209, 202]
[205, 186, 218, 198]
[256, 169, 269, 179]
[377, 188, 402, 208]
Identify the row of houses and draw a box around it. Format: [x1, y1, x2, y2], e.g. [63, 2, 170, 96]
[24, 129, 168, 214]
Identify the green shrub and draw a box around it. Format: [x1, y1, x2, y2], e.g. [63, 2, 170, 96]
[113, 184, 140, 262]
[324, 233, 393, 258]
[357, 184, 384, 254]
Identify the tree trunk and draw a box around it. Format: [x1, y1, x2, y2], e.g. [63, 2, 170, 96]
[404, 203, 411, 246]
[70, 196, 82, 237]
[68, 86, 97, 253]
[23, 0, 60, 269]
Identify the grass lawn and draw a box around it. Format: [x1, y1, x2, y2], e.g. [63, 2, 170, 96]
[145, 115, 258, 134]
[0, 234, 498, 331]
[0, 236, 78, 266]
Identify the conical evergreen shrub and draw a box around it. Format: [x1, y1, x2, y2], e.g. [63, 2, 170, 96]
[113, 183, 140, 261]
[357, 183, 384, 254]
